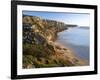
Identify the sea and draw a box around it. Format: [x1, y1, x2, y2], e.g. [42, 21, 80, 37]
[56, 27, 90, 62]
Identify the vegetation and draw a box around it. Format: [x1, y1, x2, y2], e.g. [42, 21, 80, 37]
[23, 15, 86, 69]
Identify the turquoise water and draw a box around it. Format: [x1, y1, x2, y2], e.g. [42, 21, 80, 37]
[57, 27, 90, 61]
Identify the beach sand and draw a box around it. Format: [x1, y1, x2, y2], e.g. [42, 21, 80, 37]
[51, 41, 89, 66]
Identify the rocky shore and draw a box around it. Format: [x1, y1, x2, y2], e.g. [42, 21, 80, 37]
[23, 15, 87, 68]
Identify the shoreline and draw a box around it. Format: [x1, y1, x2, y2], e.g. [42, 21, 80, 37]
[47, 26, 89, 66]
[48, 40, 88, 66]
[23, 15, 89, 68]
[55, 27, 89, 64]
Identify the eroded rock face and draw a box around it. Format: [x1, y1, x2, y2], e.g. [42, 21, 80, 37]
[23, 15, 68, 42]
[23, 15, 85, 68]
[23, 15, 68, 55]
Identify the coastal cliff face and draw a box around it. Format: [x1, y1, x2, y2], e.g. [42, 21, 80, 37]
[23, 15, 86, 68]
[23, 15, 68, 41]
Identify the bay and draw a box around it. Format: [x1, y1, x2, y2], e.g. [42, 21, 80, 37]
[56, 27, 90, 62]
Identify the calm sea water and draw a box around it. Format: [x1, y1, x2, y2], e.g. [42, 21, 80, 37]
[56, 27, 90, 62]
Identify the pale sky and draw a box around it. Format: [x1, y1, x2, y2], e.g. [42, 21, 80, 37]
[23, 11, 90, 27]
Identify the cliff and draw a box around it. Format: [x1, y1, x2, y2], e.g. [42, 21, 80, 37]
[66, 24, 78, 27]
[23, 15, 68, 41]
[23, 15, 86, 68]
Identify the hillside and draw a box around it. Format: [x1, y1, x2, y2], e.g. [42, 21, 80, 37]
[23, 15, 86, 68]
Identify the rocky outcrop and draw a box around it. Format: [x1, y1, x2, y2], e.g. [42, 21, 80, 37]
[66, 24, 78, 27]
[23, 15, 68, 41]
[23, 15, 86, 69]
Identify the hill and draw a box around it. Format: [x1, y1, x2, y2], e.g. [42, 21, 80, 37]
[23, 15, 87, 68]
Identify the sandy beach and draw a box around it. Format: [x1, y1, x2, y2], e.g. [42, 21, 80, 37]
[49, 41, 88, 66]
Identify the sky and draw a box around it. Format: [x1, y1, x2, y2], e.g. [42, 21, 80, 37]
[23, 11, 90, 27]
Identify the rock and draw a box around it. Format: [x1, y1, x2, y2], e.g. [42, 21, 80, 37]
[23, 15, 68, 41]
[23, 15, 82, 68]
